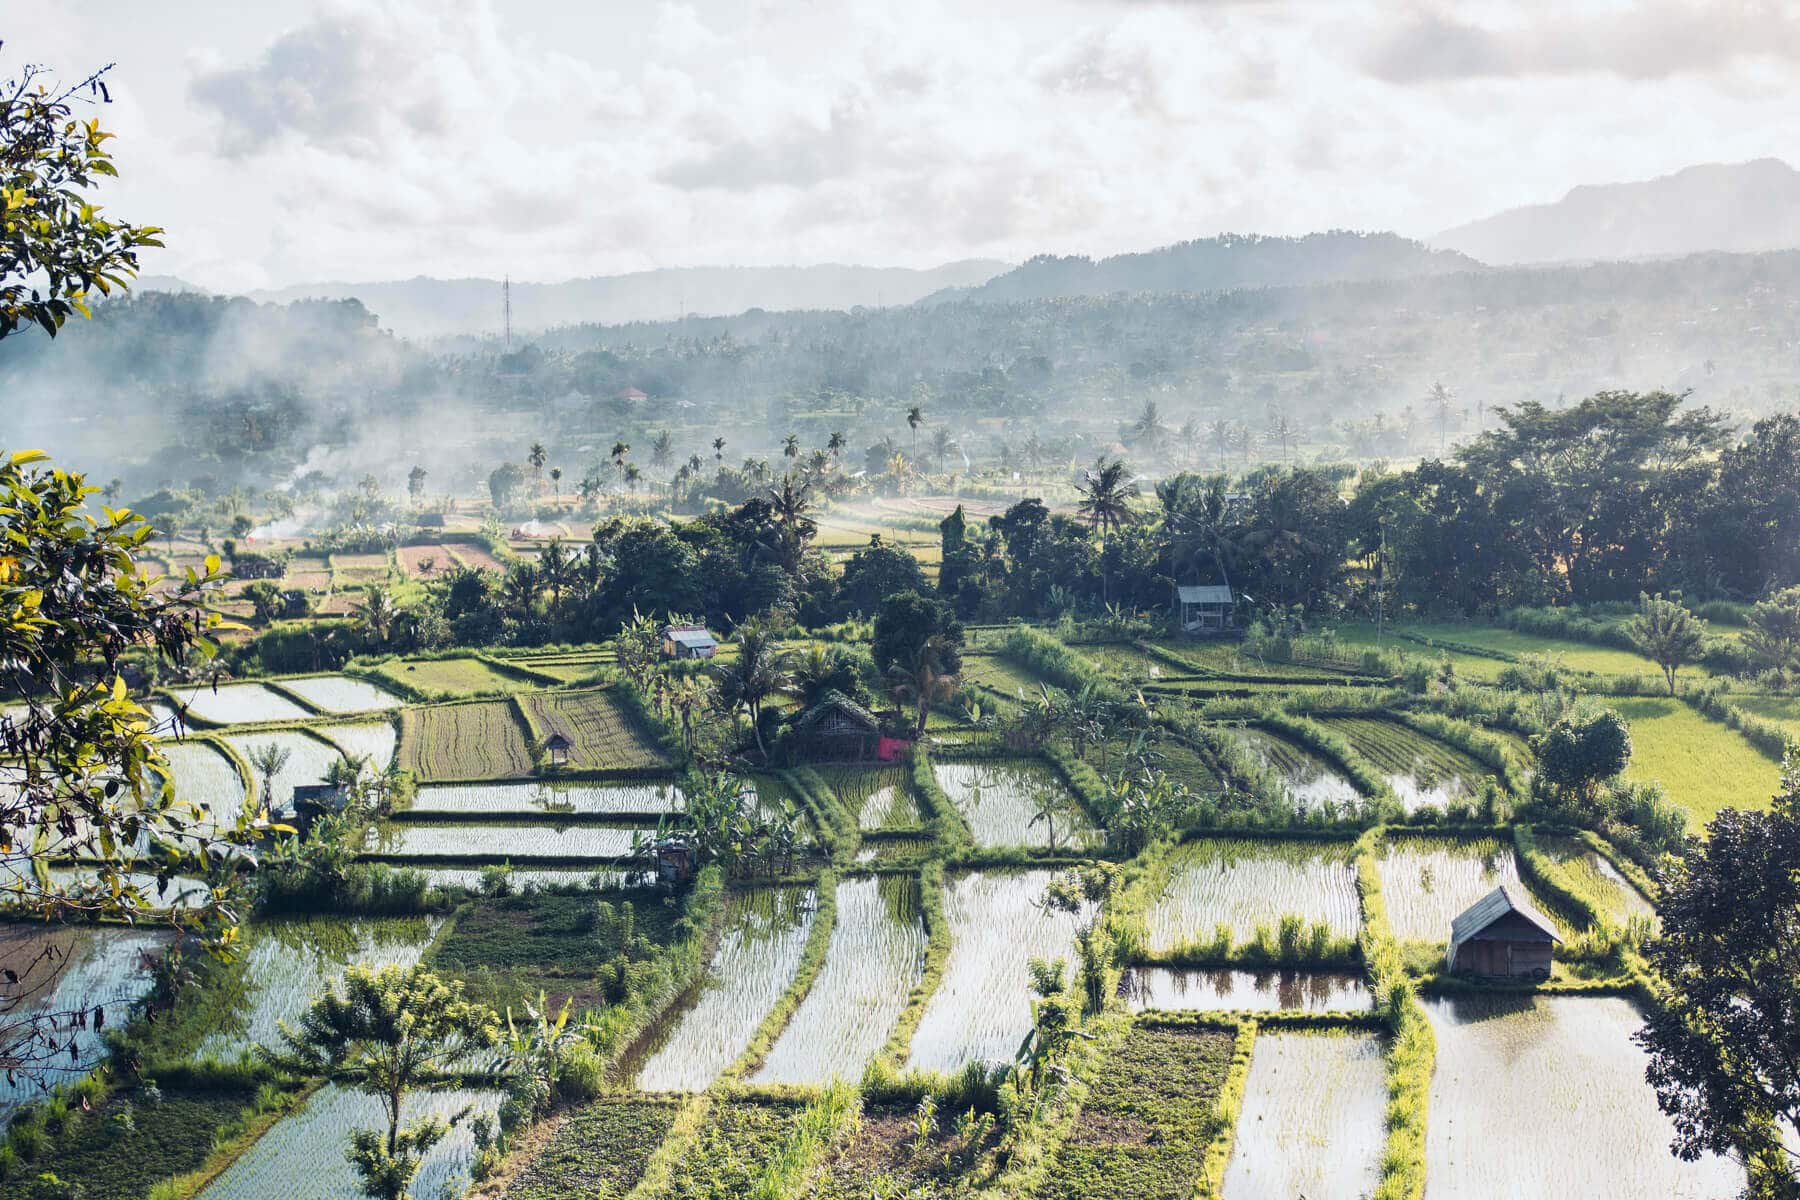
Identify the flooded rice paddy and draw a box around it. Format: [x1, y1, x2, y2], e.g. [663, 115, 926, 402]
[172, 682, 312, 725]
[1118, 966, 1371, 1013]
[195, 916, 443, 1060]
[1233, 728, 1365, 809]
[273, 675, 405, 713]
[197, 1084, 503, 1200]
[1378, 837, 1557, 943]
[1322, 716, 1488, 811]
[754, 875, 927, 1085]
[407, 780, 685, 817]
[1423, 994, 1742, 1199]
[1222, 1031, 1387, 1199]
[633, 886, 816, 1091]
[907, 869, 1087, 1071]
[1145, 838, 1361, 951]
[932, 760, 1095, 849]
[371, 822, 652, 860]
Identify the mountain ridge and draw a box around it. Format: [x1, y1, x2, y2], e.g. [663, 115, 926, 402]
[1432, 159, 1800, 265]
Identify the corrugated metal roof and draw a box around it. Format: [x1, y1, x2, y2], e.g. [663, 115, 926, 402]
[1177, 584, 1234, 605]
[1448, 885, 1561, 954]
[669, 629, 718, 648]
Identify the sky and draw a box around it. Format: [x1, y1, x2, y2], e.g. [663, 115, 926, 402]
[22, 0, 1800, 291]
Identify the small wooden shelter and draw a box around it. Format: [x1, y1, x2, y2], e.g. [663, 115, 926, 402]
[661, 623, 719, 660]
[1176, 584, 1237, 636]
[288, 783, 351, 836]
[544, 730, 574, 766]
[1447, 886, 1561, 980]
[792, 689, 881, 762]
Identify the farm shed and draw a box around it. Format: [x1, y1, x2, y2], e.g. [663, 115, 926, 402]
[1447, 886, 1560, 980]
[287, 783, 351, 835]
[793, 690, 882, 762]
[544, 730, 573, 766]
[662, 623, 719, 659]
[1176, 584, 1238, 636]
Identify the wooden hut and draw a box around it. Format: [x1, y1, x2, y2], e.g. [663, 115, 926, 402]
[792, 689, 881, 762]
[1175, 584, 1238, 636]
[1447, 886, 1560, 980]
[544, 730, 574, 766]
[661, 623, 719, 660]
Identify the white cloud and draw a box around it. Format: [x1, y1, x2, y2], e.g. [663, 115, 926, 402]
[20, 0, 1799, 290]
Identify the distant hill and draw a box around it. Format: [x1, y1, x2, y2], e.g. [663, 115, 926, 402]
[1433, 159, 1800, 265]
[142, 261, 1012, 339]
[922, 231, 1479, 305]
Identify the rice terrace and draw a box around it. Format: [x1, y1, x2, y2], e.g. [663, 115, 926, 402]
[7, 12, 1800, 1200]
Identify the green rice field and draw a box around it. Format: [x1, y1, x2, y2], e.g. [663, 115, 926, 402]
[396, 699, 536, 781]
[1320, 715, 1489, 810]
[372, 654, 530, 696]
[818, 767, 922, 828]
[1423, 995, 1742, 1199]
[1222, 1032, 1387, 1199]
[1144, 839, 1361, 951]
[518, 687, 672, 771]
[1536, 835, 1657, 925]
[160, 738, 248, 833]
[1118, 966, 1371, 1013]
[1729, 694, 1800, 742]
[1613, 697, 1782, 824]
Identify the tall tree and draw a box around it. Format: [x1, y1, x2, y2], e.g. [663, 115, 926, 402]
[1637, 754, 1800, 1189]
[782, 433, 800, 461]
[1745, 587, 1800, 686]
[527, 442, 547, 489]
[1076, 457, 1138, 604]
[610, 440, 631, 492]
[1628, 593, 1706, 695]
[1426, 381, 1456, 453]
[709, 622, 793, 760]
[271, 965, 499, 1200]
[651, 430, 675, 469]
[906, 403, 924, 449]
[406, 465, 428, 504]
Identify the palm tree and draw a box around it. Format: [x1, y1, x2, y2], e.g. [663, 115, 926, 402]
[503, 563, 540, 616]
[827, 431, 846, 459]
[246, 741, 292, 817]
[324, 751, 370, 799]
[1126, 399, 1170, 451]
[766, 473, 817, 573]
[906, 404, 924, 450]
[709, 623, 794, 760]
[1266, 409, 1296, 462]
[539, 538, 572, 605]
[548, 466, 562, 499]
[610, 441, 630, 492]
[528, 442, 548, 490]
[1426, 381, 1455, 452]
[713, 436, 726, 463]
[651, 430, 675, 470]
[782, 433, 801, 462]
[929, 427, 957, 474]
[624, 463, 642, 492]
[1207, 418, 1232, 470]
[886, 631, 959, 737]
[1176, 418, 1199, 466]
[1077, 457, 1138, 605]
[1228, 421, 1258, 465]
[353, 585, 400, 646]
[886, 452, 919, 496]
[1023, 432, 1045, 470]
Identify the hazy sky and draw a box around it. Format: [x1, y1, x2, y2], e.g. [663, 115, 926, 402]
[25, 0, 1800, 290]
